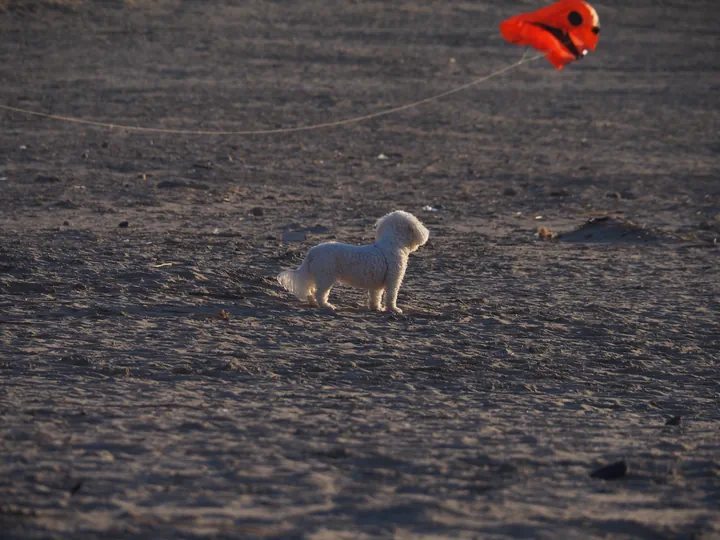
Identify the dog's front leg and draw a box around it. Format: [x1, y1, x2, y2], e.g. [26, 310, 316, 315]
[384, 265, 407, 314]
[368, 289, 384, 311]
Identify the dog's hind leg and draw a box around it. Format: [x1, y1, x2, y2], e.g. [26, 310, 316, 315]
[368, 289, 384, 311]
[314, 277, 336, 310]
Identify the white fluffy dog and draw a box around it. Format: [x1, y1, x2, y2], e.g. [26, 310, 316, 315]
[277, 210, 429, 313]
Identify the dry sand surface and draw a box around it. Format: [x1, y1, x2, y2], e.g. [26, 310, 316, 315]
[1, 0, 719, 538]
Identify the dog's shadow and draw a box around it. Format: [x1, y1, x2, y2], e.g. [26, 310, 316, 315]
[291, 304, 453, 321]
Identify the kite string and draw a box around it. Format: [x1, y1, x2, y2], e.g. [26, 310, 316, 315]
[0, 53, 544, 136]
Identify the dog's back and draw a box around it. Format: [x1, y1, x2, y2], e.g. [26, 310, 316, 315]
[310, 243, 387, 289]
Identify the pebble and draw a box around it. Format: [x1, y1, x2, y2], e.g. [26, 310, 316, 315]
[325, 447, 348, 459]
[590, 460, 627, 480]
[282, 231, 307, 243]
[503, 187, 517, 196]
[35, 175, 61, 183]
[157, 179, 209, 190]
[118, 221, 129, 228]
[536, 226, 557, 240]
[172, 365, 193, 375]
[60, 355, 92, 366]
[50, 200, 79, 209]
[307, 225, 329, 234]
[251, 207, 264, 216]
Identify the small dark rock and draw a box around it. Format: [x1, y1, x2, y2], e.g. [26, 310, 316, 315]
[665, 416, 682, 426]
[325, 447, 348, 459]
[49, 200, 79, 209]
[606, 192, 622, 200]
[70, 480, 83, 496]
[63, 221, 70, 226]
[282, 231, 306, 243]
[502, 187, 517, 196]
[307, 225, 330, 234]
[118, 221, 129, 228]
[250, 207, 264, 217]
[157, 179, 209, 190]
[157, 180, 182, 188]
[590, 460, 627, 480]
[35, 175, 61, 183]
[550, 188, 570, 197]
[314, 93, 337, 107]
[60, 355, 91, 366]
[495, 462, 518, 475]
[219, 360, 241, 372]
[172, 365, 193, 375]
[101, 141, 109, 148]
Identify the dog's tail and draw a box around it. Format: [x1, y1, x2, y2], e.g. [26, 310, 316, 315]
[277, 260, 314, 300]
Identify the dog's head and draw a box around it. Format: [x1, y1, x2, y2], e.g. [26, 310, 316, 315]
[375, 210, 429, 252]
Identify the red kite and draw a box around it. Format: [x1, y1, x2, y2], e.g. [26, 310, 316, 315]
[500, 0, 600, 70]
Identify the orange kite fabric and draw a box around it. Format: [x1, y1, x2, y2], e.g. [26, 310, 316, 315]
[500, 0, 600, 70]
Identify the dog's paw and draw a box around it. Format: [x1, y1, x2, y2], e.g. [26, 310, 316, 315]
[320, 303, 337, 311]
[388, 306, 403, 314]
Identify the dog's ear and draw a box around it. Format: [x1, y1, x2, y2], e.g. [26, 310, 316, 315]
[405, 223, 415, 243]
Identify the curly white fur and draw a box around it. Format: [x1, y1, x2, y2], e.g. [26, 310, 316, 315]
[277, 210, 429, 313]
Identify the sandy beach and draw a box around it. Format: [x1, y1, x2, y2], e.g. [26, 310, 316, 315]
[1, 0, 719, 538]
